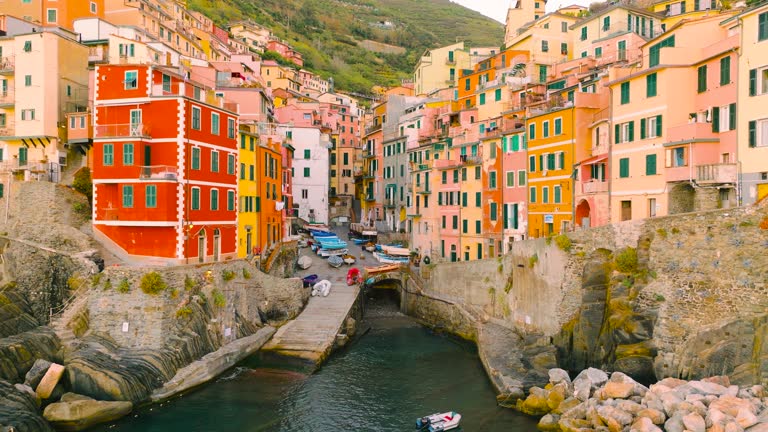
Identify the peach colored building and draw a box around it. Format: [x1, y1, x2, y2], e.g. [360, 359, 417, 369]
[1, 0, 104, 30]
[506, 12, 579, 84]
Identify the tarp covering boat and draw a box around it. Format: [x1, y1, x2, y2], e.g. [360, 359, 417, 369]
[297, 256, 312, 269]
[311, 280, 332, 297]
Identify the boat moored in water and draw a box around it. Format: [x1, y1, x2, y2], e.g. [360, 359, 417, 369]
[416, 411, 461, 432]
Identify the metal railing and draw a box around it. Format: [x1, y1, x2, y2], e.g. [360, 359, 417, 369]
[460, 154, 482, 165]
[0, 57, 14, 74]
[139, 165, 178, 181]
[94, 123, 149, 138]
[0, 90, 14, 106]
[365, 123, 382, 135]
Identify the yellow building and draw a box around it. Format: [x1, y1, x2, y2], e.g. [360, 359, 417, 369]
[262, 61, 301, 93]
[413, 42, 471, 96]
[506, 13, 579, 84]
[651, 0, 721, 28]
[237, 128, 259, 257]
[455, 142, 484, 261]
[504, 0, 548, 48]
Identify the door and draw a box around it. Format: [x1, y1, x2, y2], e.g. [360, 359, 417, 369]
[142, 145, 151, 177]
[621, 200, 632, 221]
[246, 229, 252, 256]
[213, 228, 220, 262]
[130, 109, 142, 136]
[197, 231, 205, 263]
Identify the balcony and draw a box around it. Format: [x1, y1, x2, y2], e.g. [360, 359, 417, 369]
[460, 154, 482, 165]
[0, 90, 14, 107]
[415, 184, 431, 194]
[362, 149, 376, 159]
[88, 47, 108, 64]
[410, 160, 433, 171]
[139, 165, 178, 181]
[0, 57, 14, 75]
[667, 122, 715, 143]
[365, 123, 382, 135]
[364, 195, 376, 202]
[0, 123, 15, 138]
[580, 180, 608, 194]
[95, 123, 150, 139]
[445, 58, 456, 65]
[383, 198, 396, 208]
[696, 163, 736, 185]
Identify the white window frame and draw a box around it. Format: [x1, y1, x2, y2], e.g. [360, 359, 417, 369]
[211, 112, 220, 135]
[518, 170, 527, 186]
[555, 151, 564, 169]
[90, 2, 97, 13]
[46, 8, 57, 23]
[554, 185, 562, 204]
[718, 104, 730, 132]
[647, 116, 658, 138]
[211, 150, 219, 172]
[124, 70, 138, 90]
[621, 122, 631, 143]
[759, 66, 768, 96]
[757, 118, 768, 148]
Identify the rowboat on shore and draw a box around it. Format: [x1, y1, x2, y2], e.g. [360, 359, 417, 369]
[373, 251, 410, 265]
[328, 255, 344, 268]
[318, 248, 348, 258]
[343, 254, 356, 265]
[363, 264, 403, 274]
[381, 245, 410, 257]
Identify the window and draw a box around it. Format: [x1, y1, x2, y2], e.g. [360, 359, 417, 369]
[712, 103, 736, 132]
[479, 93, 486, 105]
[615, 121, 635, 143]
[603, 16, 610, 31]
[211, 151, 219, 172]
[211, 113, 220, 135]
[749, 66, 768, 96]
[697, 65, 707, 93]
[490, 171, 497, 189]
[475, 166, 481, 180]
[542, 40, 549, 52]
[304, 167, 310, 177]
[495, 88, 502, 101]
[562, 22, 568, 32]
[90, 2, 97, 13]
[124, 71, 138, 90]
[452, 216, 458, 229]
[462, 192, 468, 207]
[146, 185, 157, 208]
[646, 154, 657, 175]
[122, 185, 133, 208]
[465, 78, 471, 91]
[518, 170, 526, 186]
[0, 114, 5, 127]
[475, 192, 481, 207]
[538, 65, 547, 83]
[46, 8, 57, 23]
[24, 75, 31, 86]
[210, 189, 219, 210]
[23, 41, 31, 52]
[506, 171, 515, 187]
[249, 165, 254, 180]
[103, 144, 114, 166]
[554, 185, 562, 203]
[490, 202, 498, 221]
[462, 219, 468, 233]
[666, 147, 687, 167]
[228, 118, 236, 139]
[123, 143, 134, 165]
[227, 154, 235, 175]
[720, 56, 731, 85]
[759, 12, 768, 41]
[530, 186, 536, 203]
[529, 155, 536, 172]
[580, 27, 587, 41]
[528, 123, 536, 140]
[748, 119, 768, 147]
[227, 190, 235, 211]
[561, 43, 568, 55]
[442, 171, 447, 184]
[649, 36, 675, 67]
[191, 147, 201, 170]
[619, 158, 629, 178]
[304, 149, 311, 159]
[543, 186, 549, 203]
[21, 109, 35, 120]
[646, 73, 657, 97]
[620, 82, 630, 104]
[191, 106, 201, 130]
[191, 187, 200, 210]
[640, 115, 662, 139]
[162, 74, 171, 92]
[554, 118, 562, 135]
[543, 120, 550, 138]
[648, 198, 657, 218]
[595, 47, 602, 58]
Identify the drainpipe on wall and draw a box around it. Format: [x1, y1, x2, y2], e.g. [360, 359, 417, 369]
[736, 19, 744, 207]
[607, 85, 614, 223]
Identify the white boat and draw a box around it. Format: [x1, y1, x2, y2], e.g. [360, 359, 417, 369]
[364, 243, 376, 252]
[328, 255, 344, 268]
[373, 251, 410, 265]
[381, 245, 411, 257]
[297, 256, 313, 269]
[416, 412, 461, 432]
[343, 254, 356, 265]
[318, 248, 348, 258]
[311, 280, 332, 297]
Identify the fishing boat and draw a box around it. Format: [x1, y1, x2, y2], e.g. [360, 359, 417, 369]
[381, 245, 410, 257]
[373, 251, 410, 264]
[301, 274, 319, 288]
[416, 412, 462, 432]
[328, 255, 344, 268]
[316, 238, 348, 249]
[311, 280, 332, 297]
[351, 238, 369, 245]
[364, 264, 402, 275]
[364, 242, 376, 252]
[311, 230, 337, 238]
[342, 254, 356, 265]
[318, 248, 348, 258]
[297, 256, 313, 270]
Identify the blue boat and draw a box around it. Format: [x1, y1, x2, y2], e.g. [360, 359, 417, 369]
[352, 238, 368, 245]
[317, 240, 348, 250]
[310, 230, 336, 237]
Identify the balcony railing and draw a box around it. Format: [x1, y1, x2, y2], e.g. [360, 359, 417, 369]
[0, 124, 15, 138]
[445, 58, 456, 65]
[139, 165, 178, 181]
[0, 57, 14, 74]
[580, 180, 608, 194]
[95, 123, 150, 138]
[0, 91, 14, 107]
[383, 198, 396, 208]
[415, 184, 431, 194]
[696, 163, 736, 184]
[365, 123, 382, 135]
[88, 48, 108, 64]
[460, 154, 482, 165]
[364, 194, 376, 202]
[362, 149, 376, 159]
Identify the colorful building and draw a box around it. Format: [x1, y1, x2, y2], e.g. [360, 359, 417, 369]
[1, 0, 104, 30]
[501, 125, 529, 250]
[92, 64, 238, 264]
[413, 42, 471, 96]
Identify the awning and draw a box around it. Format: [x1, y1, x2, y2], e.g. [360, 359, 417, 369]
[13, 136, 52, 147]
[578, 154, 607, 166]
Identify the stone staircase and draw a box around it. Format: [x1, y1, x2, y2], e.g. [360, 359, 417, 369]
[49, 289, 91, 352]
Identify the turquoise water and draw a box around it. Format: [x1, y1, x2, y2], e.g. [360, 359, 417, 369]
[96, 314, 538, 431]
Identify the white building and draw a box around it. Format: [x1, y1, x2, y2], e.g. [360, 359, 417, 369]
[284, 126, 331, 224]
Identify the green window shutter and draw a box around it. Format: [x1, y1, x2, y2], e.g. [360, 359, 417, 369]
[479, 93, 486, 105]
[490, 171, 497, 188]
[462, 192, 467, 207]
[490, 203, 497, 221]
[442, 171, 447, 184]
[759, 12, 768, 41]
[697, 65, 707, 93]
[227, 191, 235, 211]
[304, 149, 310, 159]
[475, 220, 481, 233]
[646, 73, 657, 97]
[529, 155, 535, 171]
[581, 27, 587, 40]
[502, 136, 508, 152]
[543, 187, 549, 203]
[210, 189, 218, 210]
[539, 154, 544, 171]
[615, 124, 620, 143]
[511, 135, 520, 152]
[645, 154, 657, 175]
[475, 192, 481, 207]
[462, 168, 467, 181]
[145, 185, 157, 208]
[453, 216, 458, 229]
[495, 88, 502, 101]
[628, 121, 635, 142]
[656, 115, 662, 138]
[103, 144, 113, 166]
[304, 167, 310, 177]
[554, 118, 562, 135]
[191, 148, 200, 170]
[728, 103, 736, 131]
[503, 204, 509, 229]
[240, 134, 246, 149]
[0, 184, 4, 198]
[463, 219, 468, 233]
[453, 170, 458, 182]
[438, 192, 443, 205]
[255, 196, 261, 212]
[529, 123, 535, 140]
[123, 143, 133, 165]
[191, 188, 199, 210]
[640, 118, 647, 139]
[619, 158, 629, 178]
[122, 185, 133, 208]
[558, 152, 565, 170]
[620, 82, 630, 104]
[554, 186, 561, 203]
[512, 203, 519, 229]
[749, 121, 757, 147]
[712, 106, 720, 133]
[720, 56, 730, 85]
[530, 187, 536, 203]
[240, 163, 245, 180]
[750, 69, 757, 96]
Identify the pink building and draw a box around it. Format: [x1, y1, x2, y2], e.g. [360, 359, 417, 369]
[501, 125, 528, 251]
[266, 39, 304, 67]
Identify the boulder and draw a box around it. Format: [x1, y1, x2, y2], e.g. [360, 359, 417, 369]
[549, 368, 571, 386]
[24, 359, 53, 390]
[630, 416, 663, 432]
[664, 412, 686, 432]
[43, 394, 132, 431]
[679, 380, 729, 397]
[538, 413, 561, 432]
[711, 396, 757, 417]
[725, 422, 746, 432]
[746, 423, 768, 431]
[637, 408, 666, 424]
[597, 405, 634, 426]
[682, 412, 706, 432]
[602, 381, 636, 399]
[737, 407, 759, 429]
[36, 363, 65, 399]
[517, 386, 552, 416]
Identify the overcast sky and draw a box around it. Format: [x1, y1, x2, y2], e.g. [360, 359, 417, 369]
[451, 0, 594, 23]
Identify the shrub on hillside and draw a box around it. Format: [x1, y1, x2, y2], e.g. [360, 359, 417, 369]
[72, 167, 92, 204]
[140, 272, 167, 295]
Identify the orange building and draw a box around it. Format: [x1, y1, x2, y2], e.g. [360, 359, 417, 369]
[2, 0, 105, 30]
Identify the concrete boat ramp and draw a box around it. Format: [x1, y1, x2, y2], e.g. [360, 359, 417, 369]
[261, 282, 360, 365]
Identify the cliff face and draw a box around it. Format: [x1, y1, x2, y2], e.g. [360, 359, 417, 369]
[407, 201, 768, 397]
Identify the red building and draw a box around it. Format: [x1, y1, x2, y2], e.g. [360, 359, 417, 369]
[92, 64, 239, 264]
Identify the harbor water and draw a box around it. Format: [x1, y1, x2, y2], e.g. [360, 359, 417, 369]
[95, 289, 538, 432]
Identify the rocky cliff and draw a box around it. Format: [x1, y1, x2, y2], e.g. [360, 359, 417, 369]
[406, 201, 768, 404]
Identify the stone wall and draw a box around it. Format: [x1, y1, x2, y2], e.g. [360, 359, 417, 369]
[411, 201, 768, 388]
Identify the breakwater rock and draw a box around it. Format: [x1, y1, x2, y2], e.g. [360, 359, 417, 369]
[520, 367, 768, 431]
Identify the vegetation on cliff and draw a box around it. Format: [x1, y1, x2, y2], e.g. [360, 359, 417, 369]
[188, 0, 504, 94]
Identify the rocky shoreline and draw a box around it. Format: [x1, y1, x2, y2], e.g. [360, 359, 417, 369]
[516, 367, 768, 431]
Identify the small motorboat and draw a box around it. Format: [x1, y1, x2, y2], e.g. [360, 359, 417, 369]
[297, 256, 313, 270]
[416, 412, 461, 432]
[346, 268, 361, 285]
[343, 254, 356, 265]
[311, 280, 332, 297]
[302, 274, 319, 288]
[318, 248, 348, 258]
[373, 251, 410, 264]
[328, 255, 344, 268]
[364, 242, 376, 252]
